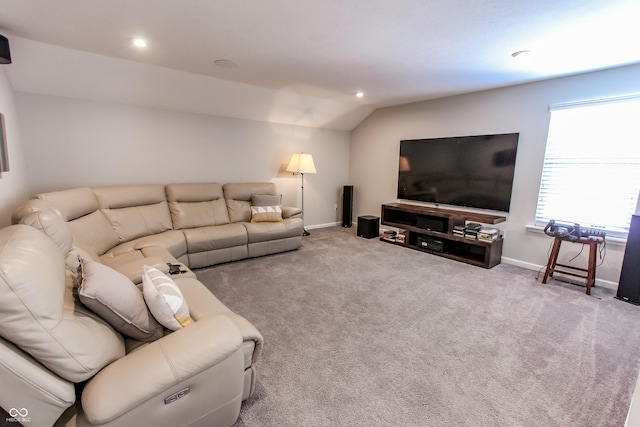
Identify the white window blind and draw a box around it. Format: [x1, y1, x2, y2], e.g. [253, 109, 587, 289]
[535, 95, 640, 238]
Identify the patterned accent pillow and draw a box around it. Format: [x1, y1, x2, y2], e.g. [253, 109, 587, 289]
[251, 205, 283, 222]
[78, 259, 164, 342]
[142, 266, 192, 331]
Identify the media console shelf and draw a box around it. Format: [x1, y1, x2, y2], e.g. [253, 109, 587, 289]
[380, 203, 506, 269]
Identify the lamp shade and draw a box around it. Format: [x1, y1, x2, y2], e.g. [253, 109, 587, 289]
[286, 153, 316, 174]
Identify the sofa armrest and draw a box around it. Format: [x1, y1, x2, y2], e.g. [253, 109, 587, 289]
[282, 206, 302, 218]
[80, 315, 243, 425]
[175, 277, 264, 364]
[0, 336, 75, 427]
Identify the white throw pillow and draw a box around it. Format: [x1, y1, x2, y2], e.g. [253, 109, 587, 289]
[142, 266, 192, 331]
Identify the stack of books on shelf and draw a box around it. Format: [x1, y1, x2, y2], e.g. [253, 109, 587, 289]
[477, 227, 499, 242]
[382, 230, 397, 242]
[453, 225, 466, 237]
[381, 229, 406, 243]
[464, 222, 482, 240]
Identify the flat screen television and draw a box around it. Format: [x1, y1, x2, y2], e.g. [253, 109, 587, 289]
[398, 133, 519, 212]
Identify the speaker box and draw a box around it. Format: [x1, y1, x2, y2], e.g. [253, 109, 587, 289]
[416, 216, 446, 233]
[0, 35, 11, 65]
[342, 185, 353, 227]
[616, 214, 640, 304]
[357, 215, 379, 239]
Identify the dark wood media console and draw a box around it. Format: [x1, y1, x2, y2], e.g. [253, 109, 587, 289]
[380, 203, 506, 268]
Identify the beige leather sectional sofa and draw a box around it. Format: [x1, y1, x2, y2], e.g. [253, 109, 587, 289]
[0, 182, 303, 427]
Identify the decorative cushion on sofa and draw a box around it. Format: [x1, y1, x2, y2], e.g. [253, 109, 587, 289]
[78, 259, 164, 342]
[251, 194, 282, 207]
[250, 205, 283, 222]
[142, 266, 193, 330]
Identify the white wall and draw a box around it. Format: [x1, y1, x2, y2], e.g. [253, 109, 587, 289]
[350, 63, 640, 283]
[16, 93, 350, 228]
[0, 68, 30, 226]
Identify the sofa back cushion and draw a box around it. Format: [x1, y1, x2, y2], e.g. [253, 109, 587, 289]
[223, 182, 277, 223]
[18, 210, 73, 256]
[36, 188, 119, 256]
[166, 183, 230, 229]
[0, 225, 125, 383]
[93, 185, 173, 243]
[36, 187, 98, 221]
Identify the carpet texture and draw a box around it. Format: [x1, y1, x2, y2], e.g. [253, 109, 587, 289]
[196, 226, 640, 427]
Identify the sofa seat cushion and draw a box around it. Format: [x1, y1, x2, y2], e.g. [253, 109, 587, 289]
[0, 225, 125, 383]
[182, 223, 247, 253]
[101, 248, 165, 268]
[100, 247, 173, 284]
[106, 230, 187, 261]
[243, 217, 304, 243]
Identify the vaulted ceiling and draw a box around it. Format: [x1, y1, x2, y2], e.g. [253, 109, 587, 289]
[1, 0, 638, 130]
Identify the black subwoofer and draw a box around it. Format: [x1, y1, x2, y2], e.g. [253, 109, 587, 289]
[357, 215, 379, 239]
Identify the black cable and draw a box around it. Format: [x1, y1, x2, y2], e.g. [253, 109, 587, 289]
[597, 239, 606, 267]
[567, 243, 584, 263]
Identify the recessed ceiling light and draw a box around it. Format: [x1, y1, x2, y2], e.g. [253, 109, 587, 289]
[511, 50, 532, 58]
[355, 91, 364, 98]
[214, 59, 240, 69]
[132, 38, 147, 48]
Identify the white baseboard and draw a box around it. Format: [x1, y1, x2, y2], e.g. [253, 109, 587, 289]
[306, 222, 341, 230]
[501, 257, 618, 289]
[501, 257, 542, 271]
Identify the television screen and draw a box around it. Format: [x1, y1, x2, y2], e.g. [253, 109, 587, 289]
[398, 133, 519, 212]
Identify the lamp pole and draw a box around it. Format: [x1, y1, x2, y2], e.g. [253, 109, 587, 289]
[286, 152, 316, 237]
[301, 172, 310, 236]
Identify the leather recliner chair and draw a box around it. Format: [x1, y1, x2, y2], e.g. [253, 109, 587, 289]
[0, 211, 262, 426]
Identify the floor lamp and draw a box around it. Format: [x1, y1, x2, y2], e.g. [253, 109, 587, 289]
[286, 153, 317, 236]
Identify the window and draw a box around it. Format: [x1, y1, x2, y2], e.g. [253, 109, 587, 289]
[535, 95, 640, 238]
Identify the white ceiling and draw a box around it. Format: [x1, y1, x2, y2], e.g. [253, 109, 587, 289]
[1, 0, 639, 130]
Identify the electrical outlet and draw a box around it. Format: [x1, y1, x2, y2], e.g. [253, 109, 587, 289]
[334, 204, 338, 211]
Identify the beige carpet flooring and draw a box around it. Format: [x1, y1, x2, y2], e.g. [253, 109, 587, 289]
[196, 226, 640, 427]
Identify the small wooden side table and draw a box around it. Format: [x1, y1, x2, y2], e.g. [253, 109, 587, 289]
[542, 236, 600, 295]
